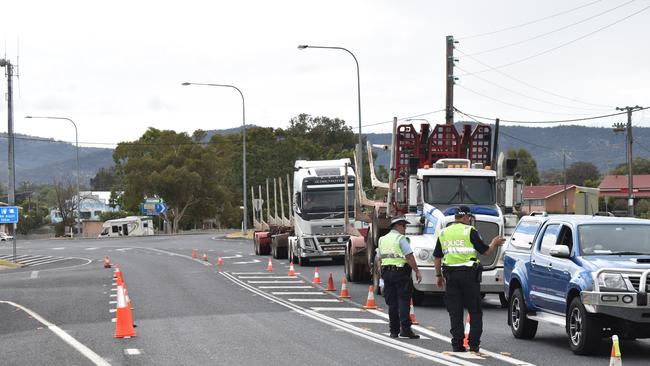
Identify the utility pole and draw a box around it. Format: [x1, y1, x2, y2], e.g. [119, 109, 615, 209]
[613, 105, 643, 217]
[563, 149, 568, 214]
[1, 58, 17, 260]
[445, 36, 458, 125]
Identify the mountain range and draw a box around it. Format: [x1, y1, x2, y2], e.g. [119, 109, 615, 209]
[0, 124, 647, 186]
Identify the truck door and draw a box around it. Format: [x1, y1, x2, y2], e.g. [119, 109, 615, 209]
[546, 224, 575, 313]
[528, 223, 561, 310]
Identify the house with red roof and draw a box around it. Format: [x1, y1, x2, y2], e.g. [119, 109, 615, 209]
[598, 174, 650, 199]
[522, 184, 599, 214]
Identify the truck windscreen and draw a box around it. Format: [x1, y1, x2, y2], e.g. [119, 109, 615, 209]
[424, 176, 495, 205]
[303, 188, 355, 215]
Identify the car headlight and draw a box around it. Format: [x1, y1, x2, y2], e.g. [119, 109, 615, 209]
[598, 273, 630, 292]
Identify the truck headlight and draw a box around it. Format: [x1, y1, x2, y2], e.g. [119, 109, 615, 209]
[598, 273, 630, 292]
[302, 238, 316, 249]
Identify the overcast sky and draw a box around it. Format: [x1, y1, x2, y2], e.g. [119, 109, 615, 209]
[1, 0, 648, 148]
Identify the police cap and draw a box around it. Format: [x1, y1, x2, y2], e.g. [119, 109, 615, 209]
[390, 216, 409, 227]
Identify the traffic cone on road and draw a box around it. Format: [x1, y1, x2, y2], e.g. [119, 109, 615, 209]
[217, 257, 224, 267]
[192, 249, 197, 259]
[287, 262, 296, 276]
[363, 286, 378, 309]
[203, 253, 208, 262]
[325, 273, 336, 291]
[338, 277, 351, 298]
[114, 266, 124, 286]
[609, 335, 622, 366]
[114, 285, 136, 338]
[463, 313, 471, 348]
[103, 256, 111, 268]
[266, 258, 273, 271]
[409, 298, 419, 325]
[312, 267, 322, 284]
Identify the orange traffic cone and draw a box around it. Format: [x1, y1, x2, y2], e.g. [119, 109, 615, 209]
[363, 286, 378, 309]
[338, 277, 351, 298]
[114, 285, 136, 338]
[203, 253, 208, 262]
[609, 335, 622, 366]
[192, 249, 197, 259]
[312, 267, 322, 284]
[287, 262, 296, 276]
[114, 267, 124, 286]
[217, 257, 224, 267]
[325, 273, 336, 291]
[103, 256, 111, 268]
[124, 287, 134, 309]
[266, 258, 273, 271]
[463, 313, 470, 348]
[409, 298, 419, 325]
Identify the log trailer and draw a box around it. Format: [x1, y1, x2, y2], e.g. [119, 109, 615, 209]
[344, 118, 523, 305]
[252, 176, 293, 259]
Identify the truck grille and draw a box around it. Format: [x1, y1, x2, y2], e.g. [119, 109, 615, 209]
[316, 237, 348, 252]
[627, 275, 650, 292]
[475, 221, 499, 268]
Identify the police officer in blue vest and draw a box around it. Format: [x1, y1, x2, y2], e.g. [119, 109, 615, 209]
[433, 206, 504, 353]
[378, 216, 422, 339]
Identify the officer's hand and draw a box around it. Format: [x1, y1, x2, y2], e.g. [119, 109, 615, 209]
[415, 270, 422, 283]
[436, 276, 444, 288]
[491, 235, 506, 247]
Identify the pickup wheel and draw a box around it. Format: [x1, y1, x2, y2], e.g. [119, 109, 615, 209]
[567, 297, 602, 355]
[509, 288, 538, 339]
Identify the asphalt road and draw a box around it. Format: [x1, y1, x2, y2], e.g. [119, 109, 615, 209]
[1, 234, 648, 365]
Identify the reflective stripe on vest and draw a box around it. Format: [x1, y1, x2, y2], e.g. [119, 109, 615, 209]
[378, 231, 407, 267]
[439, 223, 478, 267]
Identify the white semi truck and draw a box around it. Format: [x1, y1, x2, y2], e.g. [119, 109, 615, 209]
[287, 159, 356, 266]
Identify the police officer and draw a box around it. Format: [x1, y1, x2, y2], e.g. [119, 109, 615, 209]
[433, 206, 505, 352]
[378, 216, 422, 339]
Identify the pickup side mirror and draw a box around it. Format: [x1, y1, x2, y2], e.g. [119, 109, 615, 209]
[549, 245, 571, 258]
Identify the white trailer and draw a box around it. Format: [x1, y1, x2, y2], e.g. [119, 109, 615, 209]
[99, 216, 154, 237]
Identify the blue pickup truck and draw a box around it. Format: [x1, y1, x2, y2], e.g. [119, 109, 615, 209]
[503, 214, 650, 354]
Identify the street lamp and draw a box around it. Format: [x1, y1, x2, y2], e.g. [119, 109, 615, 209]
[297, 44, 363, 186]
[182, 82, 248, 231]
[25, 116, 81, 237]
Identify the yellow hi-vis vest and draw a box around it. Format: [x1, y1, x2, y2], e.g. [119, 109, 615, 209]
[378, 230, 408, 267]
[439, 223, 479, 267]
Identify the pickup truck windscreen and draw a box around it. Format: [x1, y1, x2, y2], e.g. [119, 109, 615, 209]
[424, 176, 495, 205]
[579, 224, 650, 255]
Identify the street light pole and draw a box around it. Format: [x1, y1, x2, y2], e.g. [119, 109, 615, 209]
[182, 82, 248, 231]
[297, 45, 363, 187]
[25, 116, 80, 237]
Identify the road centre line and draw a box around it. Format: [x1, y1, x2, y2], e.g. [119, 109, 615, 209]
[247, 280, 304, 284]
[288, 298, 342, 302]
[259, 286, 313, 289]
[366, 309, 535, 366]
[0, 301, 111, 366]
[221, 272, 474, 366]
[239, 276, 300, 279]
[311, 307, 363, 312]
[124, 349, 141, 355]
[271, 292, 326, 295]
[231, 272, 271, 275]
[340, 318, 387, 324]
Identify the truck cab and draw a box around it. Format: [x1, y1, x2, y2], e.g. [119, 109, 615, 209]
[504, 214, 650, 354]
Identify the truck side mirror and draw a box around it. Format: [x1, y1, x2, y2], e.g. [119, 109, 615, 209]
[549, 245, 571, 258]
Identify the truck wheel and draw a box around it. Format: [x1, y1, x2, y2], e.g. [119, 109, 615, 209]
[509, 288, 538, 339]
[344, 247, 353, 282]
[260, 243, 271, 255]
[253, 238, 260, 255]
[567, 297, 602, 355]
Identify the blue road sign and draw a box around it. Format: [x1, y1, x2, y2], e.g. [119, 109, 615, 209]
[155, 203, 167, 214]
[0, 206, 19, 224]
[140, 202, 167, 216]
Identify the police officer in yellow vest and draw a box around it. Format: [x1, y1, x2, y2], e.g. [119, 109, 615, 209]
[433, 206, 505, 353]
[378, 216, 422, 339]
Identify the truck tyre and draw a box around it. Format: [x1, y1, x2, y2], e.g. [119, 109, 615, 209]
[567, 297, 602, 355]
[254, 240, 259, 255]
[344, 246, 353, 282]
[509, 288, 538, 339]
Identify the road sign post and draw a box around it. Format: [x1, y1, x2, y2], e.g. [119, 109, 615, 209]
[0, 206, 19, 262]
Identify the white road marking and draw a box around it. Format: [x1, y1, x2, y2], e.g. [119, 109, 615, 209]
[109, 301, 117, 304]
[124, 349, 141, 355]
[116, 248, 132, 252]
[110, 294, 117, 298]
[231, 272, 272, 275]
[271, 292, 326, 295]
[220, 254, 243, 259]
[288, 298, 342, 302]
[0, 301, 111, 366]
[51, 247, 66, 250]
[30, 271, 39, 279]
[259, 286, 313, 289]
[232, 259, 262, 264]
[311, 307, 363, 312]
[85, 247, 99, 251]
[247, 280, 304, 284]
[441, 351, 484, 360]
[110, 288, 117, 292]
[239, 276, 298, 279]
[340, 318, 388, 324]
[109, 309, 116, 313]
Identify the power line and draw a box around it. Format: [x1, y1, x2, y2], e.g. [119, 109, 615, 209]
[465, 0, 636, 56]
[352, 109, 447, 130]
[458, 0, 604, 40]
[458, 4, 650, 76]
[454, 106, 650, 124]
[455, 48, 613, 109]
